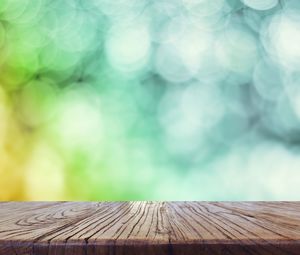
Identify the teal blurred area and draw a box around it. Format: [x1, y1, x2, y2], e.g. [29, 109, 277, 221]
[0, 0, 300, 200]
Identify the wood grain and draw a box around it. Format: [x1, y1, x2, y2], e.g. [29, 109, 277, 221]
[0, 202, 299, 255]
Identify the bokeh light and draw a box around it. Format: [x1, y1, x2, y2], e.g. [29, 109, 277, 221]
[0, 0, 300, 200]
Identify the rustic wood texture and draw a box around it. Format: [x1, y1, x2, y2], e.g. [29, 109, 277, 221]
[0, 202, 299, 255]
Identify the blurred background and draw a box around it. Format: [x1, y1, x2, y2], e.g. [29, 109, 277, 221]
[0, 0, 300, 200]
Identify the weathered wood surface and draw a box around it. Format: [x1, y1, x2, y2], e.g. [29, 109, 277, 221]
[0, 202, 300, 255]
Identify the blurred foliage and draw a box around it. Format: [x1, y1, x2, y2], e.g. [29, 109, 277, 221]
[0, 0, 300, 200]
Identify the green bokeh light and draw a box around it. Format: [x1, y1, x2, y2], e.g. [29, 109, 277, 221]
[0, 0, 300, 200]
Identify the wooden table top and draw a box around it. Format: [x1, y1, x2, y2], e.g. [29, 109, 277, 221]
[0, 202, 299, 255]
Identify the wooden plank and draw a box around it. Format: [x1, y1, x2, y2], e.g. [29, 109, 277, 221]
[166, 202, 300, 255]
[0, 202, 299, 255]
